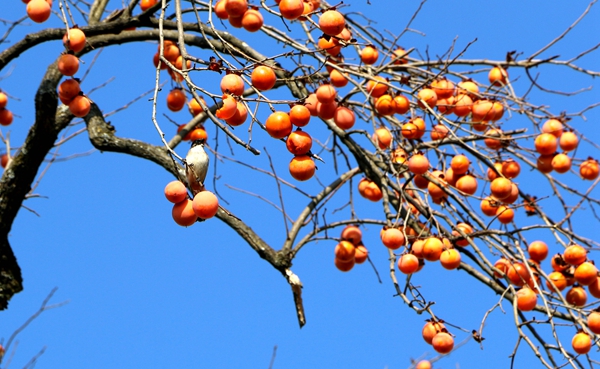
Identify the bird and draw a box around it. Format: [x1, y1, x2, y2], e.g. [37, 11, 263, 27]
[185, 139, 209, 195]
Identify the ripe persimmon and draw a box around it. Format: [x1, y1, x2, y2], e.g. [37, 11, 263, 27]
[471, 99, 495, 122]
[417, 88, 437, 109]
[341, 225, 362, 245]
[289, 105, 311, 127]
[559, 131, 578, 152]
[542, 118, 564, 137]
[528, 241, 548, 262]
[286, 130, 312, 155]
[398, 253, 420, 274]
[422, 321, 445, 344]
[354, 245, 368, 264]
[564, 244, 587, 265]
[587, 311, 600, 334]
[333, 106, 355, 130]
[483, 128, 504, 150]
[501, 159, 520, 179]
[408, 154, 429, 175]
[316, 84, 337, 104]
[574, 262, 598, 286]
[436, 96, 455, 115]
[192, 191, 219, 219]
[440, 248, 461, 270]
[289, 155, 315, 181]
[220, 74, 245, 96]
[316, 101, 338, 120]
[0, 109, 13, 126]
[0, 92, 7, 109]
[224, 0, 247, 17]
[537, 154, 554, 174]
[188, 127, 208, 141]
[580, 158, 599, 180]
[572, 332, 592, 355]
[373, 127, 392, 149]
[334, 256, 354, 272]
[265, 111, 292, 139]
[374, 94, 395, 116]
[358, 178, 382, 201]
[329, 69, 348, 87]
[69, 95, 91, 117]
[450, 154, 469, 175]
[216, 94, 238, 119]
[516, 287, 537, 311]
[452, 223, 473, 247]
[334, 240, 355, 261]
[241, 9, 264, 32]
[381, 228, 405, 250]
[551, 153, 571, 173]
[431, 78, 455, 99]
[546, 271, 567, 292]
[360, 46, 379, 65]
[365, 76, 388, 97]
[455, 175, 477, 196]
[214, 0, 229, 19]
[393, 94, 410, 114]
[432, 332, 454, 354]
[27, 0, 51, 23]
[488, 66, 508, 85]
[495, 205, 514, 224]
[164, 181, 188, 203]
[317, 36, 341, 56]
[58, 79, 81, 101]
[430, 124, 449, 140]
[189, 97, 205, 116]
[319, 10, 345, 36]
[566, 285, 587, 307]
[172, 199, 197, 226]
[140, 0, 158, 11]
[534, 133, 558, 155]
[452, 93, 473, 117]
[415, 360, 431, 369]
[251, 65, 276, 91]
[391, 47, 408, 65]
[422, 237, 443, 262]
[63, 28, 86, 53]
[490, 177, 513, 200]
[57, 54, 79, 76]
[224, 102, 248, 126]
[167, 88, 186, 112]
[278, 0, 304, 20]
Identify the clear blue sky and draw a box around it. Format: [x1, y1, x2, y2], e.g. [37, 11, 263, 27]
[1, 1, 599, 368]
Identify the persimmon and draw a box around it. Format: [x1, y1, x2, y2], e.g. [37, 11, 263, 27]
[319, 10, 345, 36]
[432, 332, 454, 354]
[334, 257, 355, 272]
[0, 109, 13, 126]
[542, 118, 564, 137]
[422, 237, 443, 262]
[408, 154, 429, 175]
[188, 127, 208, 141]
[398, 253, 420, 274]
[488, 66, 508, 85]
[166, 88, 186, 112]
[534, 133, 558, 155]
[140, 0, 158, 11]
[216, 94, 238, 119]
[358, 178, 382, 201]
[516, 287, 537, 311]
[483, 128, 504, 150]
[417, 88, 437, 109]
[572, 332, 592, 355]
[341, 225, 362, 245]
[480, 196, 500, 216]
[265, 111, 292, 139]
[411, 117, 426, 139]
[587, 311, 600, 334]
[491, 100, 504, 121]
[374, 95, 395, 116]
[333, 106, 355, 130]
[57, 54, 79, 76]
[69, 95, 91, 117]
[298, 1, 314, 21]
[551, 153, 571, 173]
[214, 0, 229, 19]
[354, 245, 368, 264]
[304, 93, 319, 116]
[391, 47, 408, 65]
[537, 154, 554, 174]
[192, 191, 219, 219]
[1, 153, 9, 168]
[495, 205, 514, 224]
[163, 44, 181, 63]
[487, 162, 503, 181]
[455, 175, 477, 195]
[501, 159, 520, 179]
[317, 36, 341, 56]
[471, 99, 495, 122]
[415, 360, 431, 369]
[334, 240, 356, 262]
[250, 65, 276, 91]
[27, 0, 51, 23]
[422, 321, 445, 344]
[164, 181, 188, 203]
[506, 262, 530, 286]
[427, 170, 446, 199]
[373, 127, 392, 149]
[189, 97, 205, 116]
[457, 80, 479, 97]
[431, 78, 455, 99]
[329, 69, 348, 87]
[224, 102, 248, 126]
[440, 248, 461, 270]
[278, 0, 304, 20]
[559, 131, 578, 152]
[393, 94, 410, 114]
[241, 9, 263, 32]
[490, 177, 512, 200]
[381, 228, 405, 250]
[436, 96, 455, 115]
[413, 174, 429, 189]
[580, 158, 600, 180]
[452, 93, 472, 117]
[365, 76, 388, 98]
[316, 101, 338, 120]
[289, 155, 315, 181]
[63, 28, 86, 53]
[360, 46, 379, 65]
[224, 0, 247, 17]
[286, 130, 312, 155]
[0, 92, 7, 109]
[589, 277, 600, 298]
[316, 84, 337, 104]
[172, 199, 197, 226]
[220, 74, 245, 96]
[401, 122, 418, 139]
[528, 241, 548, 262]
[545, 271, 567, 292]
[452, 223, 473, 247]
[430, 124, 449, 140]
[450, 154, 469, 175]
[564, 244, 587, 265]
[494, 258, 510, 278]
[574, 262, 598, 286]
[566, 286, 587, 307]
[59, 79, 81, 101]
[289, 105, 311, 127]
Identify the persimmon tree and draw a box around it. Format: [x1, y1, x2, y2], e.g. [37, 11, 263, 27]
[1, 0, 600, 367]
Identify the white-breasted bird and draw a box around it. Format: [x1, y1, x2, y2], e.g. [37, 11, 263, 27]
[186, 139, 209, 195]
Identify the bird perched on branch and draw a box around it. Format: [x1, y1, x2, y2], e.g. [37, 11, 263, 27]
[186, 139, 209, 195]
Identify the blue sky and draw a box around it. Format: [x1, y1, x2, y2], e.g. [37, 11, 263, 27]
[1, 1, 600, 368]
